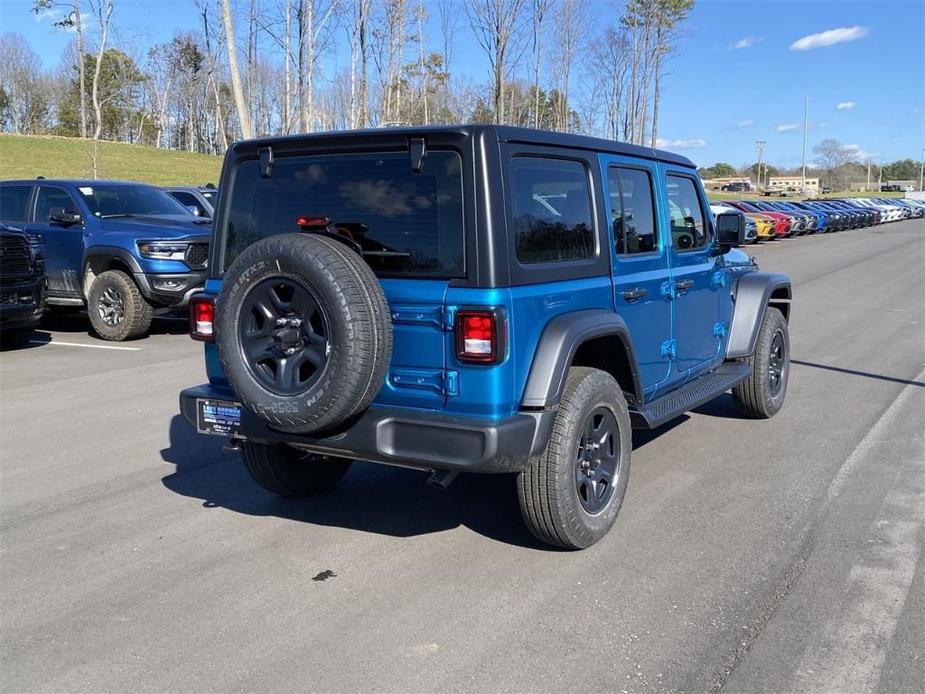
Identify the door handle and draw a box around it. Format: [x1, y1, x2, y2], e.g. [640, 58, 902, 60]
[622, 287, 647, 301]
[674, 279, 694, 294]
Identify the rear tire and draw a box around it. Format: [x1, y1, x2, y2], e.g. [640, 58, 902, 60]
[732, 307, 789, 418]
[87, 270, 153, 341]
[241, 441, 352, 497]
[517, 367, 632, 550]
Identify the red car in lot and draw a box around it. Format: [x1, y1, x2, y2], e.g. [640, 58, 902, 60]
[718, 200, 791, 237]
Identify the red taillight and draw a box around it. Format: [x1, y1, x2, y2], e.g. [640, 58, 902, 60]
[295, 215, 331, 229]
[455, 310, 504, 364]
[189, 295, 215, 342]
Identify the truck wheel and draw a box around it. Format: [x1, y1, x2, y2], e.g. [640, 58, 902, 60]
[215, 233, 391, 435]
[241, 441, 352, 497]
[87, 270, 153, 341]
[0, 327, 35, 351]
[732, 307, 789, 418]
[517, 367, 632, 550]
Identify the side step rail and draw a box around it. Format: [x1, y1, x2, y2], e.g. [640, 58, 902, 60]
[629, 362, 751, 429]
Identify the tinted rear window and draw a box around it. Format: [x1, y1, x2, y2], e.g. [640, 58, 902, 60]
[223, 151, 465, 277]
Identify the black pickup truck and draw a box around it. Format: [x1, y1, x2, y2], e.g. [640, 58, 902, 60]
[1, 223, 47, 349]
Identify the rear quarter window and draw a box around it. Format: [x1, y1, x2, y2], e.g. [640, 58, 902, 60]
[510, 157, 594, 264]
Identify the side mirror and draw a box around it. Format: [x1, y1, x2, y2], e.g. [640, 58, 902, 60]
[715, 211, 745, 253]
[185, 205, 201, 217]
[48, 207, 82, 226]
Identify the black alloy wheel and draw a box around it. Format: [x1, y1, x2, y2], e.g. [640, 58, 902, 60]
[768, 328, 786, 398]
[575, 406, 621, 515]
[239, 277, 330, 396]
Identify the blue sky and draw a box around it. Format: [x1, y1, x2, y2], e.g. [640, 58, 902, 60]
[1, 0, 922, 167]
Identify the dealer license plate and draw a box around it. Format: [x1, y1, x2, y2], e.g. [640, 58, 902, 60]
[196, 398, 242, 436]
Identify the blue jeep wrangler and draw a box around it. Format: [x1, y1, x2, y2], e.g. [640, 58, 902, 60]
[0, 179, 211, 340]
[179, 126, 791, 549]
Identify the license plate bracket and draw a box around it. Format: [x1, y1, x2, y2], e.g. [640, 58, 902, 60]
[196, 398, 242, 437]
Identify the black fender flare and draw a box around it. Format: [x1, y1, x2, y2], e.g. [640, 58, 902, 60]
[520, 309, 642, 409]
[82, 246, 144, 295]
[726, 272, 792, 359]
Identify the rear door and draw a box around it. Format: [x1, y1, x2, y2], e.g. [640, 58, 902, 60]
[28, 185, 85, 298]
[662, 170, 723, 378]
[601, 157, 672, 397]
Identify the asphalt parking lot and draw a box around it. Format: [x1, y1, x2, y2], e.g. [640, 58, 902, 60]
[1, 219, 923, 693]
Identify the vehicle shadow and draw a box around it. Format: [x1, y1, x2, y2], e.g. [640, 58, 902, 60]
[159, 414, 548, 549]
[39, 310, 189, 339]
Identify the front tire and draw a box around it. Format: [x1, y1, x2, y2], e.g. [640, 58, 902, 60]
[87, 270, 153, 341]
[241, 441, 352, 497]
[517, 367, 632, 550]
[732, 307, 789, 418]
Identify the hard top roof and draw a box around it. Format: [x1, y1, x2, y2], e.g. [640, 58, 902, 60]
[230, 124, 696, 168]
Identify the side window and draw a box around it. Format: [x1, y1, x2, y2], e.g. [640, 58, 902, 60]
[0, 185, 33, 223]
[170, 191, 206, 216]
[607, 167, 657, 255]
[666, 175, 708, 251]
[34, 186, 79, 223]
[511, 157, 594, 264]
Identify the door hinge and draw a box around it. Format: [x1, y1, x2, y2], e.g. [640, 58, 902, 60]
[660, 339, 677, 359]
[442, 305, 457, 330]
[713, 321, 728, 339]
[390, 368, 458, 396]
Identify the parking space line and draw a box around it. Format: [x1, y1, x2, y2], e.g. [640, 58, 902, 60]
[27, 339, 142, 351]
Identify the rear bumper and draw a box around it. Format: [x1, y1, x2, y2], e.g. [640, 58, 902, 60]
[179, 384, 554, 474]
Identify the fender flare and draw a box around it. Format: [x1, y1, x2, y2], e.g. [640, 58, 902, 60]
[726, 272, 791, 359]
[520, 309, 642, 409]
[81, 246, 145, 297]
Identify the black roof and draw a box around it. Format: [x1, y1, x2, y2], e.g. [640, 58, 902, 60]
[230, 124, 696, 168]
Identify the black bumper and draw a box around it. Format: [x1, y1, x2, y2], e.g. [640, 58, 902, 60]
[0, 276, 46, 329]
[135, 271, 207, 307]
[180, 384, 554, 474]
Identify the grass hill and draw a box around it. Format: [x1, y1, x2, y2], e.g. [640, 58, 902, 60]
[0, 134, 222, 186]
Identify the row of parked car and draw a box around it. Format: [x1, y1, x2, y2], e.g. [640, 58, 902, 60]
[711, 196, 923, 242]
[0, 179, 220, 347]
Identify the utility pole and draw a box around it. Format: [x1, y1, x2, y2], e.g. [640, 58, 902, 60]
[756, 139, 766, 190]
[866, 158, 872, 191]
[800, 96, 809, 194]
[878, 158, 883, 190]
[920, 148, 924, 192]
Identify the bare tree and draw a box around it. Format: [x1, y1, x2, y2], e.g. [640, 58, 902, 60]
[0, 33, 51, 134]
[32, 0, 88, 137]
[89, 0, 114, 177]
[220, 0, 254, 138]
[550, 0, 586, 132]
[648, 0, 693, 148]
[529, 0, 551, 129]
[813, 139, 857, 191]
[465, 0, 526, 124]
[435, 0, 458, 123]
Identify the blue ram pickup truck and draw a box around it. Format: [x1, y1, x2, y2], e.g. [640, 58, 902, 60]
[0, 179, 211, 340]
[180, 126, 792, 549]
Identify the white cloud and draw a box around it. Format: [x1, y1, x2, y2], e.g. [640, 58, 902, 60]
[655, 138, 707, 150]
[844, 143, 875, 159]
[790, 26, 869, 51]
[728, 36, 764, 50]
[736, 119, 755, 129]
[776, 124, 800, 132]
[837, 101, 856, 110]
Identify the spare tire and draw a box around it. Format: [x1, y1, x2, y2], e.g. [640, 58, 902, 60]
[215, 233, 391, 434]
